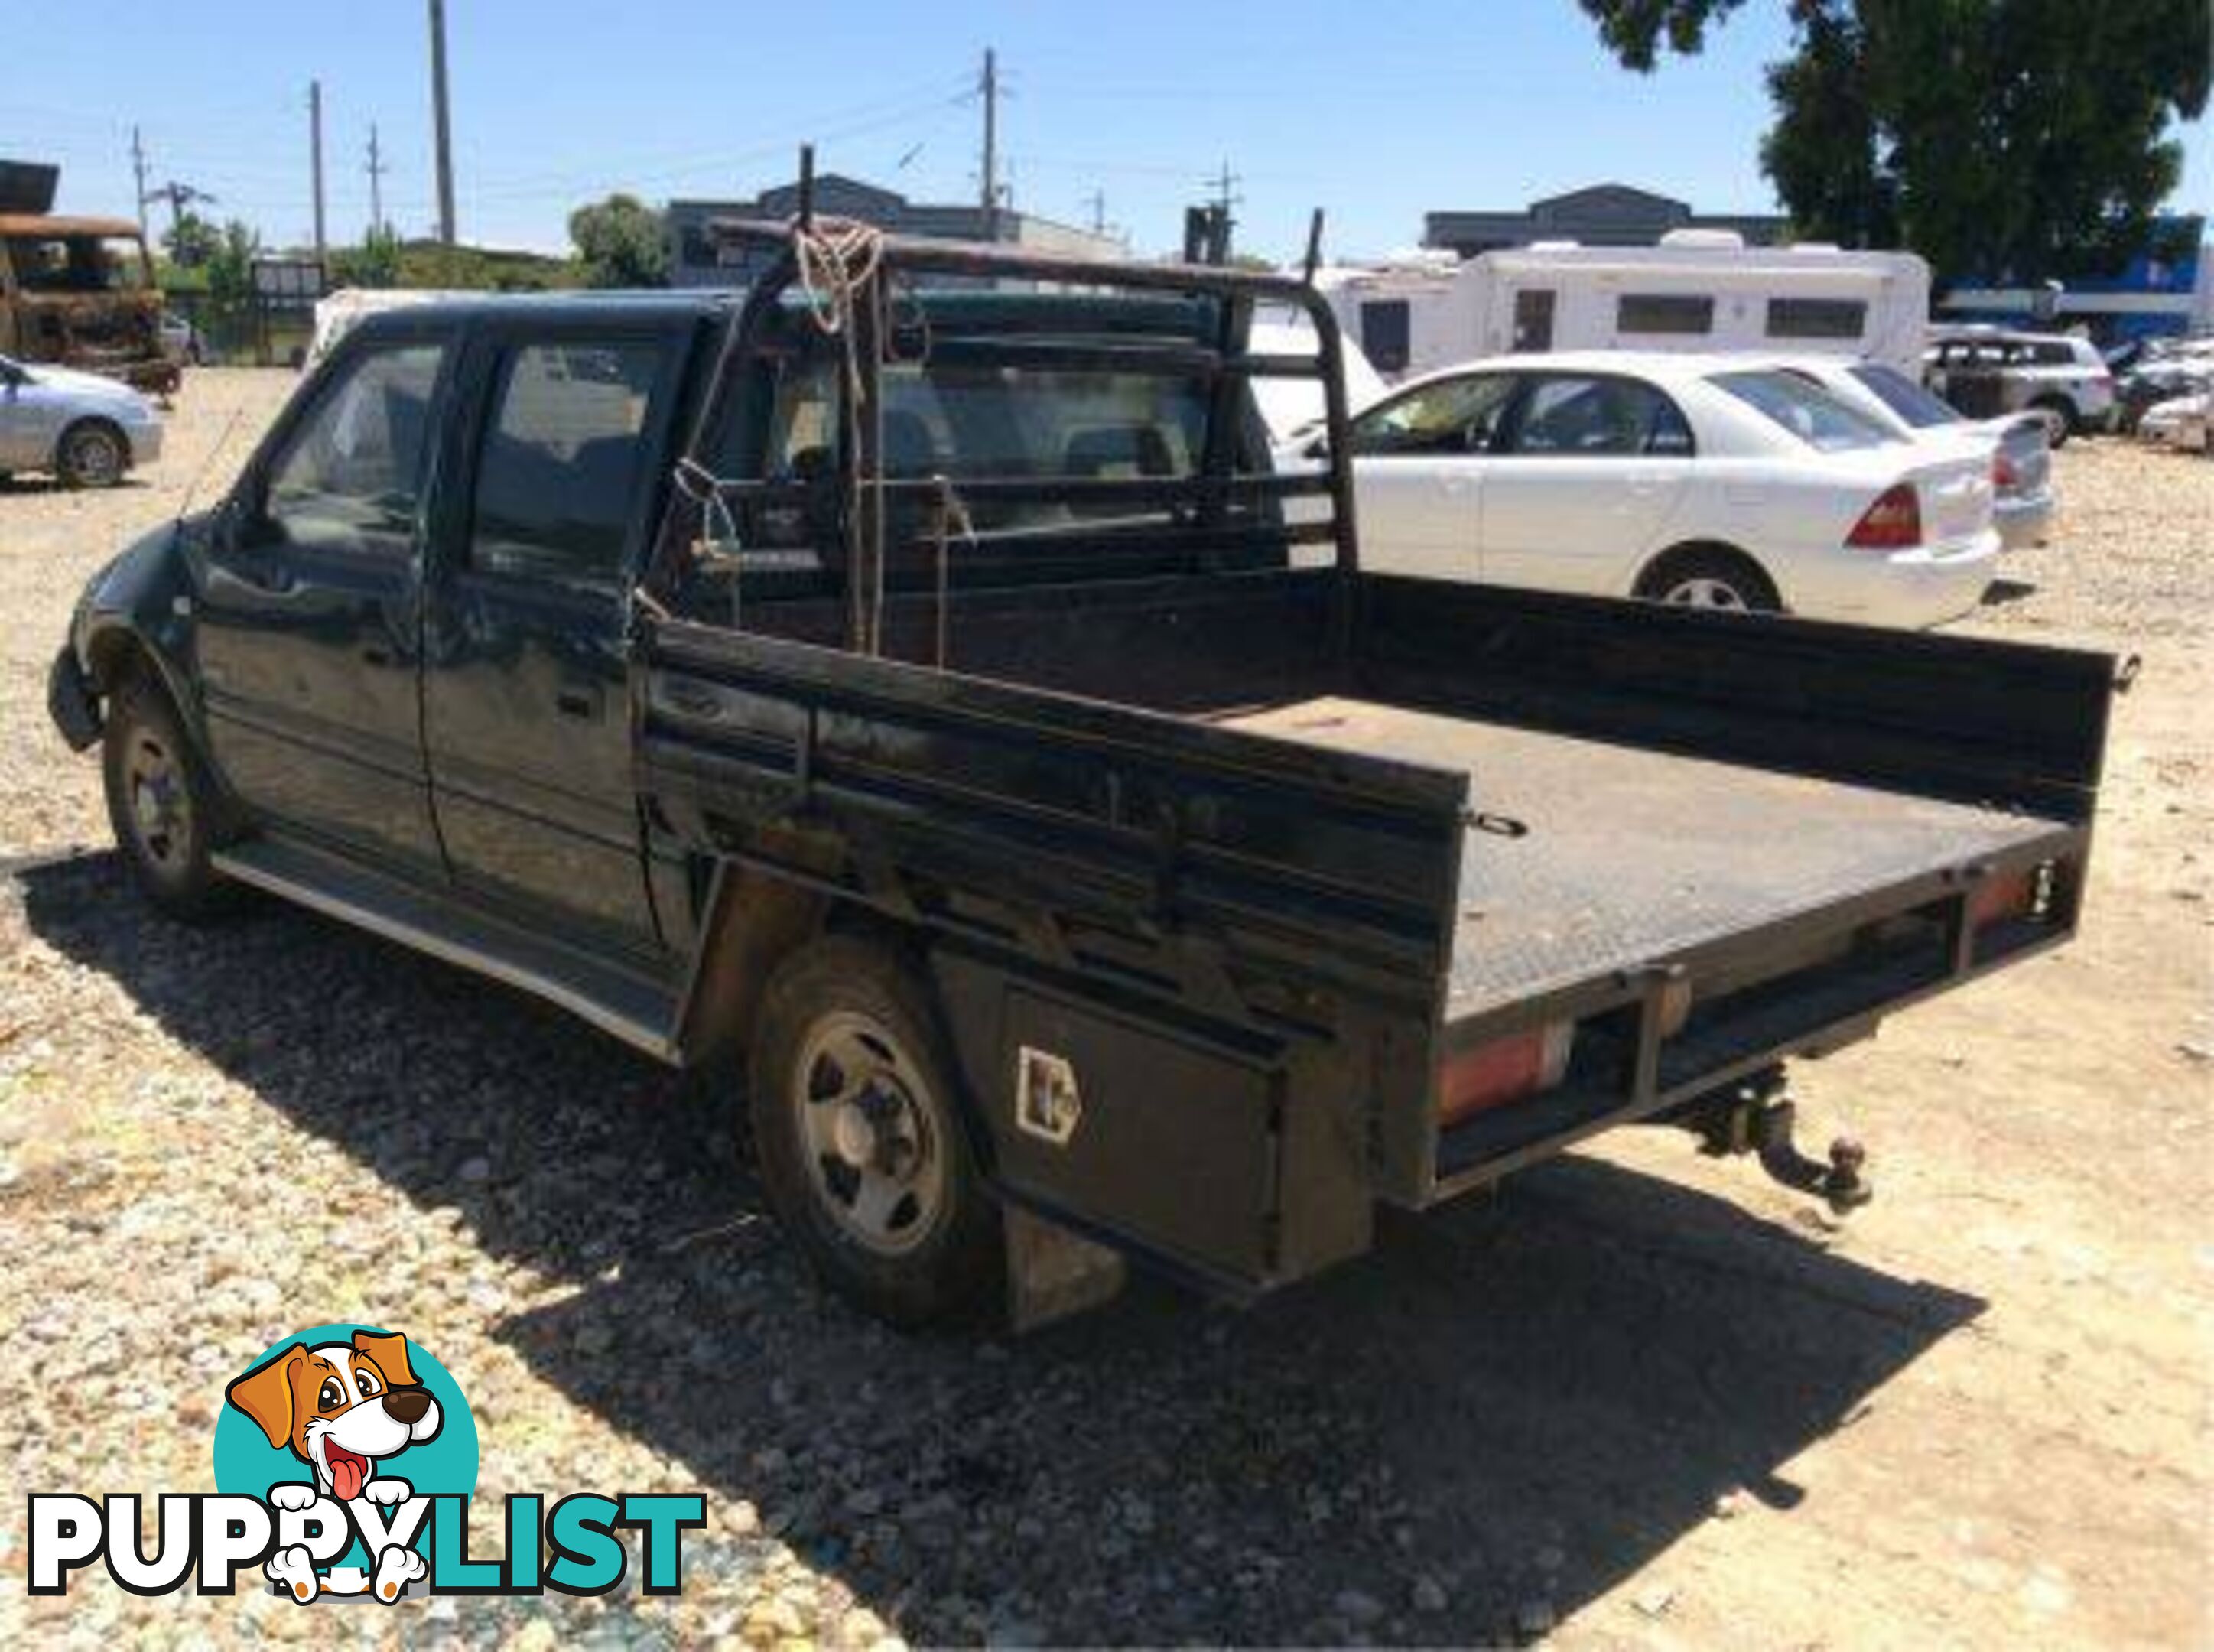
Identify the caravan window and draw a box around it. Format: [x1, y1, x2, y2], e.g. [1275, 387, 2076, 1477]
[1359, 300, 1411, 374]
[1767, 298, 1867, 340]
[1616, 293, 1714, 335]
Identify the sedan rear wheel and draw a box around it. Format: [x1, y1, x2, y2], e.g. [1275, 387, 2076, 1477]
[1635, 548, 1780, 616]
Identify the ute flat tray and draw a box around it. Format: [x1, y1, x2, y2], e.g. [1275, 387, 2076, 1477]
[1224, 697, 2063, 1020]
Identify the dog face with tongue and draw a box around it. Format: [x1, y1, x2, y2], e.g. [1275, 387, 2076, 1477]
[226, 1330, 444, 1501]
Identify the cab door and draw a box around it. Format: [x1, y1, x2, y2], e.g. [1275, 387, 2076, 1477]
[420, 324, 685, 953]
[1342, 371, 1517, 578]
[194, 327, 454, 875]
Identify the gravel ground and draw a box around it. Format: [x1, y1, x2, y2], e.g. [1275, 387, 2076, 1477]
[2, 370, 2209, 1649]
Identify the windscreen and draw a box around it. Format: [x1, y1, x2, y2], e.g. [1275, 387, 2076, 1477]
[1848, 363, 1962, 430]
[5, 233, 150, 294]
[1711, 369, 1897, 452]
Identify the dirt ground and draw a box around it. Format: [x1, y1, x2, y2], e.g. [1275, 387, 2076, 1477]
[1, 369, 2208, 1650]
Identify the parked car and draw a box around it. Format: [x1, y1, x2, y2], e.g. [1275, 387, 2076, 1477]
[2115, 353, 2212, 434]
[2139, 391, 2211, 454]
[44, 235, 2112, 1331]
[1283, 350, 1999, 627]
[1923, 328, 2114, 446]
[1766, 355, 2055, 549]
[157, 310, 203, 366]
[0, 350, 161, 486]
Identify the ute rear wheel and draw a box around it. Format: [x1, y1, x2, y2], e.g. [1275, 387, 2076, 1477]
[56, 421, 128, 489]
[101, 672, 232, 921]
[748, 936, 1002, 1327]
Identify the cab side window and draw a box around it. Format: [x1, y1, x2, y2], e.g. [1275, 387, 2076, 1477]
[469, 339, 664, 585]
[265, 342, 445, 555]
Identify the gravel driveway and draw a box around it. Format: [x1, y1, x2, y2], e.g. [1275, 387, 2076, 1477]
[3, 371, 2208, 1649]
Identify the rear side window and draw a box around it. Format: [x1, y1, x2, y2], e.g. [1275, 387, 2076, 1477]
[1616, 293, 1714, 335]
[1766, 297, 1867, 340]
[1848, 363, 1961, 429]
[1711, 369, 1895, 451]
[1507, 374, 1695, 457]
[470, 340, 663, 584]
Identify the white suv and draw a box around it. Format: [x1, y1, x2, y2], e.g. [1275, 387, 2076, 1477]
[1923, 329, 2115, 445]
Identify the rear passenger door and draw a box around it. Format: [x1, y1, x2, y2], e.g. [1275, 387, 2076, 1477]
[1475, 372, 1695, 597]
[421, 325, 684, 954]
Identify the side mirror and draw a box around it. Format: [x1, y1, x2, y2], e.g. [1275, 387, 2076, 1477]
[1304, 436, 1330, 462]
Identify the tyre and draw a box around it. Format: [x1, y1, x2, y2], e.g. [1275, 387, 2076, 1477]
[101, 671, 233, 921]
[1634, 547, 1781, 615]
[2032, 397, 2076, 448]
[56, 420, 128, 489]
[748, 936, 1002, 1328]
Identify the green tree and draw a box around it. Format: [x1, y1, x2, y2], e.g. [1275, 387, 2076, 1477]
[330, 223, 402, 289]
[1575, 0, 2211, 284]
[163, 210, 220, 268]
[567, 193, 669, 288]
[204, 220, 263, 307]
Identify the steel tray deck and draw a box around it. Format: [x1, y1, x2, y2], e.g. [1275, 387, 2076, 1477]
[1224, 697, 2065, 1020]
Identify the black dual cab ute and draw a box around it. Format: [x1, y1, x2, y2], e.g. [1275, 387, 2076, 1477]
[50, 223, 2115, 1328]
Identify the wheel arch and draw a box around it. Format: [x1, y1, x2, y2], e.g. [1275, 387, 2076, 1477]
[54, 413, 132, 473]
[1633, 538, 1784, 608]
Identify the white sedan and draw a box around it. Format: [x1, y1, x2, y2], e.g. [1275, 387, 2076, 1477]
[1292, 351, 2000, 627]
[1761, 354, 2055, 548]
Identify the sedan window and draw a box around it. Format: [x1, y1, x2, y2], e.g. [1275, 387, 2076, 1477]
[1348, 374, 1515, 457]
[1848, 363, 1961, 430]
[1711, 369, 1895, 452]
[1506, 375, 1694, 457]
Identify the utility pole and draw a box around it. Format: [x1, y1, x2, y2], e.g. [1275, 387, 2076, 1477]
[1084, 187, 1107, 236]
[979, 47, 1000, 242]
[309, 80, 327, 265]
[428, 0, 457, 244]
[366, 122, 389, 237]
[1209, 159, 1240, 259]
[129, 126, 150, 236]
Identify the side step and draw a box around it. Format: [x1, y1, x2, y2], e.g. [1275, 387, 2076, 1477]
[213, 836, 681, 1062]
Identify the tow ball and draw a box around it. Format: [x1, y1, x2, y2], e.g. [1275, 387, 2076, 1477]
[1686, 1071, 1872, 1215]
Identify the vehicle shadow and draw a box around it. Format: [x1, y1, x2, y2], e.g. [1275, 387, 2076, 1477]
[1982, 577, 2039, 606]
[17, 852, 1984, 1646]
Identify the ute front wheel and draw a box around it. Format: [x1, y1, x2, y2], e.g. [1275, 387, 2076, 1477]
[101, 673, 232, 921]
[748, 936, 1002, 1328]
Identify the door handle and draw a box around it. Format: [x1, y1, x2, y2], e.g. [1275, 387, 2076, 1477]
[555, 685, 602, 720]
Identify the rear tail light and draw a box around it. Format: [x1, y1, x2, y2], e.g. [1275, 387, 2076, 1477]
[1438, 1023, 1574, 1127]
[1991, 449, 2018, 489]
[1969, 861, 2056, 928]
[1846, 483, 1922, 550]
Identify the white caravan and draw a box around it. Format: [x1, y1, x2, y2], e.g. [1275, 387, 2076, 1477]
[1321, 232, 1930, 382]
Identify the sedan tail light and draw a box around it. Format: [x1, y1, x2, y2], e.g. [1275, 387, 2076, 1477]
[1991, 449, 2019, 490]
[1846, 483, 1922, 550]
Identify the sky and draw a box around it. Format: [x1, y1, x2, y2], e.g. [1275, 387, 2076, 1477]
[5, 0, 2208, 264]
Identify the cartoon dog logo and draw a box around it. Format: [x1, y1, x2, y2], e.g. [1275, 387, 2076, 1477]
[225, 1329, 441, 1602]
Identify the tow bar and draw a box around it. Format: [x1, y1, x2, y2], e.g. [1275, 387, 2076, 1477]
[1686, 1069, 1872, 1215]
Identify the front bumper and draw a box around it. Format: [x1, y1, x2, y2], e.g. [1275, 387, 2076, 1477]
[122, 417, 164, 467]
[47, 646, 102, 751]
